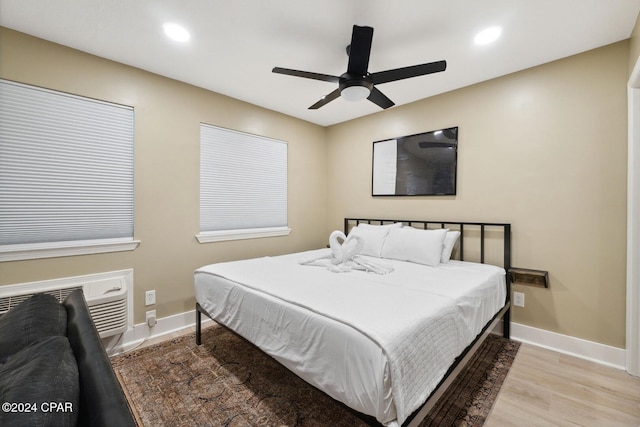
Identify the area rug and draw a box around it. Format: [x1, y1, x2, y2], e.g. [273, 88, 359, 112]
[111, 324, 519, 427]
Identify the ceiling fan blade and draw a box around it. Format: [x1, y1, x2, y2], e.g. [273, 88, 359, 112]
[346, 25, 374, 76]
[272, 67, 339, 83]
[367, 87, 395, 109]
[309, 88, 341, 109]
[370, 60, 447, 85]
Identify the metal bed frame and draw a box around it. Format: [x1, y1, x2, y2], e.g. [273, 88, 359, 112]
[196, 217, 512, 427]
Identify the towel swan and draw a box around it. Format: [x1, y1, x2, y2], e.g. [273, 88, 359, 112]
[329, 230, 364, 265]
[299, 230, 392, 274]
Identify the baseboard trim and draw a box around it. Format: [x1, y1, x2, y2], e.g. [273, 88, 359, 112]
[104, 308, 214, 356]
[110, 310, 626, 370]
[508, 322, 626, 370]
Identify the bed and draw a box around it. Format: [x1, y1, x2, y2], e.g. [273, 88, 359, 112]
[194, 218, 511, 426]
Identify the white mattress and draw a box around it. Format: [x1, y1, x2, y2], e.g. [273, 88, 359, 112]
[194, 249, 506, 426]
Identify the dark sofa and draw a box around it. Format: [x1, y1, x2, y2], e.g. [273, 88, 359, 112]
[0, 290, 136, 427]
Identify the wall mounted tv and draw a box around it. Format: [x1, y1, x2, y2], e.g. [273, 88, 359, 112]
[372, 126, 458, 196]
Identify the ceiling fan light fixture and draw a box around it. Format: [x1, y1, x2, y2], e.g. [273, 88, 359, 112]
[339, 76, 373, 102]
[340, 84, 371, 102]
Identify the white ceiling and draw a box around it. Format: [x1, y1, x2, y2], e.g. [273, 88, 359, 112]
[1, 0, 640, 126]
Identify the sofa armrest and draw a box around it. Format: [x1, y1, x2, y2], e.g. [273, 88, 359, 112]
[63, 290, 136, 427]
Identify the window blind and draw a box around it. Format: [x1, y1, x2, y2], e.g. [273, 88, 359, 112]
[200, 124, 288, 234]
[0, 79, 134, 247]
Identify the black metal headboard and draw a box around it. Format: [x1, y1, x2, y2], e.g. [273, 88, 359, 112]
[343, 217, 511, 271]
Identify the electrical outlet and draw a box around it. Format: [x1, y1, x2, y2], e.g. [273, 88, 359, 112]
[146, 310, 157, 327]
[145, 290, 156, 306]
[513, 291, 525, 308]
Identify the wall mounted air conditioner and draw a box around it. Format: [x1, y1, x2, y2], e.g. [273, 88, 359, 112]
[0, 270, 132, 339]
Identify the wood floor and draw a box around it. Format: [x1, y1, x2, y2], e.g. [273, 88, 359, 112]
[131, 326, 640, 426]
[486, 343, 640, 426]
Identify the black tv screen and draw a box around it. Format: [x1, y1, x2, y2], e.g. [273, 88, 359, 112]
[372, 127, 458, 196]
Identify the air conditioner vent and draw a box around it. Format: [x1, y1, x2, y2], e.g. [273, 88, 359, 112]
[0, 286, 83, 314]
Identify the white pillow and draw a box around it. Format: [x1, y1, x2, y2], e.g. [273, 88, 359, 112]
[441, 230, 461, 263]
[347, 222, 402, 257]
[381, 227, 448, 267]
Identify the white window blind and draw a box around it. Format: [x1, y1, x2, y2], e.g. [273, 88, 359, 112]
[198, 124, 289, 242]
[0, 79, 137, 260]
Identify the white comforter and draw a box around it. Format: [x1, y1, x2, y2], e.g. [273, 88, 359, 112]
[194, 249, 506, 425]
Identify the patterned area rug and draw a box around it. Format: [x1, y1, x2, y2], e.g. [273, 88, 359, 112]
[111, 324, 519, 427]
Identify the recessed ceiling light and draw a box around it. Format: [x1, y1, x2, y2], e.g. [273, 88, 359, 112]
[163, 23, 190, 42]
[474, 26, 502, 46]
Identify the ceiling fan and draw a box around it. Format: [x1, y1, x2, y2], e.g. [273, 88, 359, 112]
[272, 25, 447, 110]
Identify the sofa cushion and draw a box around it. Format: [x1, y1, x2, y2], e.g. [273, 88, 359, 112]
[0, 335, 79, 427]
[0, 293, 67, 364]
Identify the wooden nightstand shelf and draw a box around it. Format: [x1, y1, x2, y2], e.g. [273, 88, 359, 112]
[508, 267, 549, 288]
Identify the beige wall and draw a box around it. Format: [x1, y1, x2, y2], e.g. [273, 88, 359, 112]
[0, 27, 632, 349]
[0, 28, 328, 323]
[325, 41, 629, 348]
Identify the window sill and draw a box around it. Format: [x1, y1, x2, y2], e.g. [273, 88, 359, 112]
[0, 238, 141, 262]
[197, 227, 291, 243]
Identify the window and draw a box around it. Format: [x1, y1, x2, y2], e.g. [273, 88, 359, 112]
[198, 124, 289, 242]
[0, 79, 138, 261]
